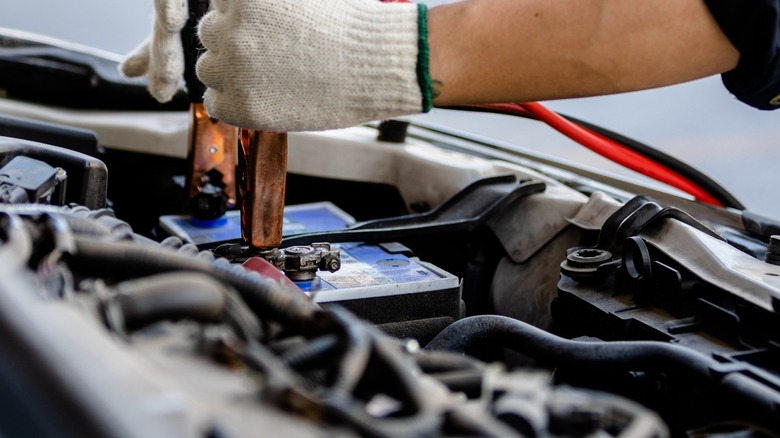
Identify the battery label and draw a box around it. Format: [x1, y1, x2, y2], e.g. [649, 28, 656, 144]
[161, 202, 459, 301]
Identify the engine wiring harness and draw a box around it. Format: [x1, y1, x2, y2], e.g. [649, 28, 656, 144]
[0, 204, 671, 437]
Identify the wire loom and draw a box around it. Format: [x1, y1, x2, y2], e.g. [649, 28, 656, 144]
[0, 205, 669, 437]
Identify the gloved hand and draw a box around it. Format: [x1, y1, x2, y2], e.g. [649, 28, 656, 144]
[119, 0, 188, 103]
[196, 0, 433, 132]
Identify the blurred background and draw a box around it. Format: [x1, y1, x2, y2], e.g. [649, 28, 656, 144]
[1, 0, 778, 217]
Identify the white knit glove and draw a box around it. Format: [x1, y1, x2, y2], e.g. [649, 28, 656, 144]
[196, 0, 433, 132]
[119, 0, 188, 103]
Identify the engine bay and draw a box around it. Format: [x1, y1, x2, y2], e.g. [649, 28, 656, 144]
[1, 28, 780, 437]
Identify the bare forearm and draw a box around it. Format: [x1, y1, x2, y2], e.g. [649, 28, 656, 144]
[428, 0, 740, 105]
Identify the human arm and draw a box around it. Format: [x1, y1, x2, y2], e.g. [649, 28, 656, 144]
[428, 0, 740, 105]
[129, 0, 772, 131]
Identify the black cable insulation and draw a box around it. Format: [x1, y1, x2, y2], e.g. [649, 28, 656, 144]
[280, 334, 341, 369]
[565, 115, 745, 210]
[442, 105, 745, 209]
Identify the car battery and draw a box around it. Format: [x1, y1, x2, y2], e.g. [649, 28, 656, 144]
[159, 201, 353, 246]
[160, 203, 462, 328]
[304, 241, 461, 326]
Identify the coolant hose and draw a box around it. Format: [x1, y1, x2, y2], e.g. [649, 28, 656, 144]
[425, 315, 780, 429]
[426, 315, 709, 374]
[414, 350, 484, 374]
[109, 273, 226, 332]
[69, 236, 322, 329]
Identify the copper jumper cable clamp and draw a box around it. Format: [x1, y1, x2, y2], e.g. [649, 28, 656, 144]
[181, 0, 236, 221]
[179, 0, 339, 281]
[237, 130, 339, 281]
[238, 129, 287, 250]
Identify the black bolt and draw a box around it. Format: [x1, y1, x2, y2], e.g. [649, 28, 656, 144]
[766, 235, 780, 266]
[567, 249, 612, 268]
[377, 120, 410, 143]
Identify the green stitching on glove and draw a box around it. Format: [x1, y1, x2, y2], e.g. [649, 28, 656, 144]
[417, 4, 434, 112]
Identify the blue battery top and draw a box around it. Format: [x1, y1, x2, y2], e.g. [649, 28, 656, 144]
[160, 202, 458, 300]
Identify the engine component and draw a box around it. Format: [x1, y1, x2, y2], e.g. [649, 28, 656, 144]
[277, 243, 340, 281]
[227, 242, 341, 282]
[102, 272, 229, 334]
[202, 203, 459, 332]
[307, 241, 461, 331]
[0, 136, 107, 208]
[0, 205, 670, 437]
[0, 156, 65, 204]
[553, 196, 780, 433]
[765, 235, 780, 266]
[281, 174, 545, 247]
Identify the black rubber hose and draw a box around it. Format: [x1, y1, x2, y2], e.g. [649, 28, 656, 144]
[426, 316, 710, 374]
[111, 273, 226, 332]
[414, 350, 484, 374]
[69, 236, 321, 330]
[428, 369, 484, 399]
[425, 315, 780, 429]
